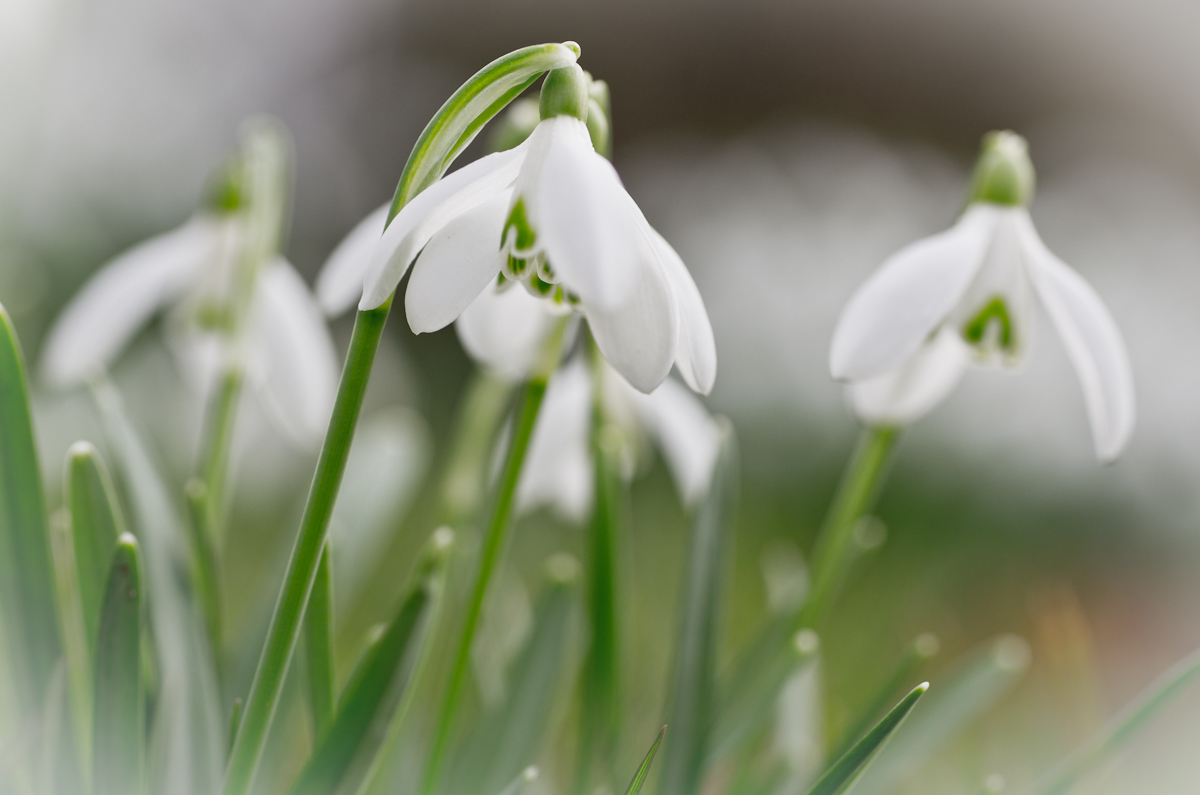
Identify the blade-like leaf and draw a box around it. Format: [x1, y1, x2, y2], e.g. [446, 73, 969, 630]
[93, 533, 144, 795]
[849, 635, 1030, 795]
[624, 726, 666, 795]
[66, 441, 125, 651]
[48, 508, 94, 782]
[447, 555, 579, 795]
[658, 418, 738, 795]
[289, 529, 451, 795]
[91, 379, 224, 795]
[304, 542, 336, 743]
[804, 683, 928, 795]
[1029, 643, 1200, 795]
[0, 304, 59, 712]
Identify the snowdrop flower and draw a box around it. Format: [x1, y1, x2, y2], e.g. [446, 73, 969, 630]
[320, 64, 715, 395]
[41, 187, 339, 442]
[516, 356, 722, 522]
[830, 131, 1135, 462]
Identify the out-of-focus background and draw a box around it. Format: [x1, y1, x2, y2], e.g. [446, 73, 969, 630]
[7, 0, 1200, 792]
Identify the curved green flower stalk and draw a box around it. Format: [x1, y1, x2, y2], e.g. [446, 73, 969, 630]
[220, 42, 579, 795]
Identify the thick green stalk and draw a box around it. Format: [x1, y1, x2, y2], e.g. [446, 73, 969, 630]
[575, 415, 624, 794]
[221, 301, 391, 795]
[421, 323, 565, 795]
[796, 426, 898, 631]
[304, 542, 336, 742]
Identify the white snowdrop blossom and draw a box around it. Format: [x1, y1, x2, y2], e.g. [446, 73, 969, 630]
[830, 132, 1135, 462]
[319, 65, 715, 395]
[41, 212, 339, 442]
[516, 356, 722, 522]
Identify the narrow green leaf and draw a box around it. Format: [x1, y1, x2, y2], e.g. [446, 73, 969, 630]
[66, 441, 125, 651]
[183, 478, 222, 658]
[304, 542, 336, 742]
[93, 533, 144, 795]
[624, 726, 666, 795]
[228, 698, 243, 757]
[289, 530, 451, 795]
[48, 508, 94, 783]
[1029, 643, 1200, 795]
[389, 42, 579, 216]
[91, 379, 224, 795]
[448, 555, 580, 795]
[804, 683, 928, 795]
[658, 418, 738, 795]
[849, 635, 1030, 795]
[0, 304, 59, 711]
[828, 633, 939, 762]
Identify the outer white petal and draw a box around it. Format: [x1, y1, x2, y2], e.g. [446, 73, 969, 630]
[516, 358, 593, 521]
[830, 204, 998, 381]
[529, 117, 641, 309]
[316, 203, 389, 317]
[41, 216, 218, 387]
[360, 142, 528, 310]
[585, 235, 679, 394]
[405, 191, 510, 334]
[249, 259, 340, 443]
[847, 326, 970, 427]
[644, 224, 716, 394]
[455, 283, 557, 380]
[626, 376, 721, 507]
[1017, 212, 1135, 462]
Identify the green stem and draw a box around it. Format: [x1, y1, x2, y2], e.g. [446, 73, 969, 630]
[575, 389, 623, 793]
[421, 324, 565, 795]
[185, 478, 223, 662]
[795, 426, 898, 631]
[304, 542, 336, 742]
[196, 368, 243, 544]
[221, 302, 391, 795]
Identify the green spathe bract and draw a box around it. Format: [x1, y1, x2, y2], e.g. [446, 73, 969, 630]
[222, 43, 577, 795]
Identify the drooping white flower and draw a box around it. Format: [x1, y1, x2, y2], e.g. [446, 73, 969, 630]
[516, 356, 723, 522]
[41, 211, 339, 442]
[317, 65, 715, 395]
[830, 132, 1135, 462]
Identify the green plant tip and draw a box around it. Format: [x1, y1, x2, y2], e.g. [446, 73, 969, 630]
[967, 130, 1035, 207]
[540, 64, 589, 122]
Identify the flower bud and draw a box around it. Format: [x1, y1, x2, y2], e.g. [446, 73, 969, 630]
[966, 130, 1035, 207]
[539, 64, 590, 122]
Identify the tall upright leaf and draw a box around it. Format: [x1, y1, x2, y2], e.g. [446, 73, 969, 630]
[0, 304, 59, 712]
[66, 441, 125, 651]
[93, 533, 144, 795]
[91, 379, 224, 795]
[658, 418, 738, 795]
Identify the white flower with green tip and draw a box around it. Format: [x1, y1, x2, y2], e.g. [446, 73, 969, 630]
[41, 200, 338, 442]
[320, 64, 716, 395]
[830, 131, 1134, 462]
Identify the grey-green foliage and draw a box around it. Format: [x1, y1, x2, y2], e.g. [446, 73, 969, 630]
[66, 441, 125, 651]
[0, 304, 60, 715]
[659, 418, 739, 795]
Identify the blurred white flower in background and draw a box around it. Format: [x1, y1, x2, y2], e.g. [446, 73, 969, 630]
[831, 132, 1135, 461]
[40, 210, 339, 443]
[516, 356, 722, 522]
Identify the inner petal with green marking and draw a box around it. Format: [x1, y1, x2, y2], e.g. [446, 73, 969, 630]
[962, 295, 1016, 353]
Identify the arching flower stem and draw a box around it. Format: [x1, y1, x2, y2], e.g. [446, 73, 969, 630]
[423, 314, 569, 795]
[221, 42, 580, 795]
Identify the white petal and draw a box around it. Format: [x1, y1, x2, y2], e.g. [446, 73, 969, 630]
[404, 191, 510, 334]
[1017, 213, 1135, 462]
[516, 357, 593, 521]
[528, 116, 641, 309]
[847, 326, 970, 427]
[585, 238, 679, 394]
[249, 259, 340, 443]
[316, 203, 389, 317]
[455, 282, 557, 380]
[644, 225, 716, 394]
[41, 216, 218, 387]
[627, 376, 721, 507]
[360, 142, 528, 310]
[830, 204, 998, 381]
